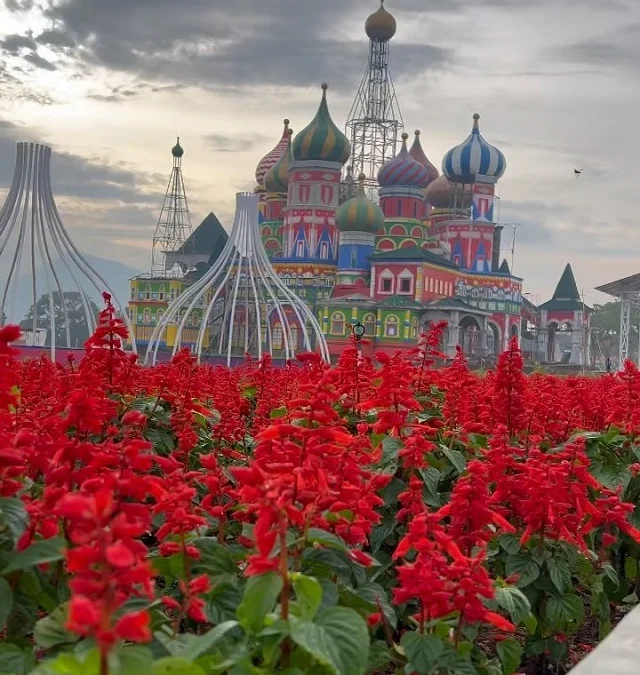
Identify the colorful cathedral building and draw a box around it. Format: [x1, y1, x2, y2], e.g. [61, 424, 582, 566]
[127, 1, 592, 367]
[255, 85, 522, 362]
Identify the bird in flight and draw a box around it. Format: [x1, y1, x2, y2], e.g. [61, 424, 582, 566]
[574, 168, 582, 177]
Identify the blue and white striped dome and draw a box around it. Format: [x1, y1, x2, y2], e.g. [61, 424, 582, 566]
[442, 113, 506, 183]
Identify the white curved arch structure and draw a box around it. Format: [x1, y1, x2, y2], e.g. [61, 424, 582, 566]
[0, 142, 136, 357]
[146, 192, 329, 366]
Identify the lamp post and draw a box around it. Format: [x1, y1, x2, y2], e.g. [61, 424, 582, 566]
[352, 321, 365, 355]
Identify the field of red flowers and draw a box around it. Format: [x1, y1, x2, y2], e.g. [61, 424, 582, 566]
[2, 295, 640, 675]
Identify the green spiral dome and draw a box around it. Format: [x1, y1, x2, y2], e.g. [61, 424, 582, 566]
[336, 173, 384, 233]
[292, 84, 350, 165]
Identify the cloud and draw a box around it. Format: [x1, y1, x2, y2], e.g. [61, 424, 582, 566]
[0, 33, 36, 54]
[0, 117, 162, 204]
[35, 29, 77, 50]
[40, 0, 452, 90]
[23, 52, 56, 70]
[552, 23, 640, 70]
[204, 133, 270, 154]
[86, 81, 186, 103]
[3, 0, 34, 12]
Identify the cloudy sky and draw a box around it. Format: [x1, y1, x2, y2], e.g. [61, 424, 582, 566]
[0, 0, 638, 305]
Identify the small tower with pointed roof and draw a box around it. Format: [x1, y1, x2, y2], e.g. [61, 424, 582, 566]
[376, 132, 431, 249]
[538, 264, 591, 365]
[278, 84, 350, 300]
[151, 137, 194, 276]
[261, 127, 293, 258]
[334, 172, 384, 294]
[430, 114, 506, 273]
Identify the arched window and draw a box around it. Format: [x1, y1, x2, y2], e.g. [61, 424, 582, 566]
[411, 316, 419, 339]
[143, 309, 151, 324]
[385, 315, 399, 337]
[157, 309, 164, 324]
[272, 323, 283, 350]
[158, 286, 165, 301]
[290, 324, 299, 349]
[363, 313, 376, 338]
[331, 312, 345, 335]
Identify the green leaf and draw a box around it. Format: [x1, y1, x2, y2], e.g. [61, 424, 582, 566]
[440, 445, 467, 473]
[366, 640, 393, 674]
[270, 406, 288, 419]
[111, 645, 154, 675]
[152, 657, 206, 675]
[625, 556, 638, 581]
[418, 467, 441, 507]
[0, 577, 13, 630]
[378, 437, 401, 475]
[292, 574, 323, 620]
[494, 586, 532, 627]
[290, 606, 369, 675]
[498, 534, 521, 555]
[0, 498, 28, 545]
[400, 632, 444, 675]
[602, 564, 619, 589]
[590, 461, 631, 492]
[180, 620, 239, 660]
[192, 538, 238, 582]
[545, 594, 585, 627]
[496, 638, 523, 675]
[0, 644, 33, 675]
[505, 554, 541, 588]
[306, 528, 350, 553]
[2, 537, 65, 574]
[34, 603, 79, 649]
[236, 573, 282, 633]
[546, 558, 572, 594]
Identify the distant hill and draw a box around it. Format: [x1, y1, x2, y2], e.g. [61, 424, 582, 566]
[2, 254, 141, 322]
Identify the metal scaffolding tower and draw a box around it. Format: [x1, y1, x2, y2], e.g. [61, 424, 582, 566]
[345, 1, 404, 198]
[596, 273, 640, 365]
[151, 137, 193, 275]
[0, 142, 135, 357]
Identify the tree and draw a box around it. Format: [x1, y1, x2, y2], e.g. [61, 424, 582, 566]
[22, 291, 99, 348]
[591, 301, 640, 360]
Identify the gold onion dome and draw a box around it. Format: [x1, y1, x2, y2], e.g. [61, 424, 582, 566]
[424, 174, 472, 209]
[264, 128, 293, 194]
[365, 1, 397, 42]
[172, 137, 184, 158]
[336, 173, 384, 233]
[255, 119, 291, 186]
[292, 84, 351, 165]
[409, 130, 439, 184]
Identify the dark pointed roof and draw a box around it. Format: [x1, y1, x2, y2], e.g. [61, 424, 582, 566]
[538, 263, 590, 312]
[177, 212, 227, 255]
[498, 259, 511, 274]
[369, 246, 459, 270]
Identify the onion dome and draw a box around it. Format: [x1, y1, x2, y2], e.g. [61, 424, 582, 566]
[409, 130, 439, 184]
[365, 1, 397, 42]
[264, 128, 293, 194]
[424, 174, 472, 209]
[255, 119, 290, 186]
[336, 173, 384, 233]
[378, 132, 431, 188]
[292, 84, 350, 165]
[172, 137, 184, 158]
[442, 113, 506, 183]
